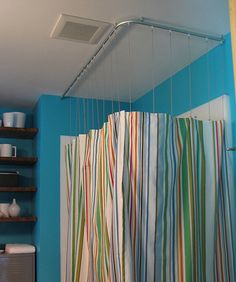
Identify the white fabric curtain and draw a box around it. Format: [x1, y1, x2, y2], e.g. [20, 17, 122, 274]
[65, 111, 234, 282]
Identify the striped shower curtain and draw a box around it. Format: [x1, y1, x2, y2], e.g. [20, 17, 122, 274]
[65, 111, 234, 282]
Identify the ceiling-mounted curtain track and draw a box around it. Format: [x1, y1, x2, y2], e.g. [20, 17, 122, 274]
[61, 17, 224, 98]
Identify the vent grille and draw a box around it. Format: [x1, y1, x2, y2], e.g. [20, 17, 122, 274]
[50, 14, 112, 44]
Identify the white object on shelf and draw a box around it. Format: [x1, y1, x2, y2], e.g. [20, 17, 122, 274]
[2, 112, 26, 128]
[0, 203, 10, 217]
[3, 113, 14, 127]
[0, 144, 17, 157]
[8, 198, 20, 217]
[14, 112, 26, 128]
[5, 244, 35, 254]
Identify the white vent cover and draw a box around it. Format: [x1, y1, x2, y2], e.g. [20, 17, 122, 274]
[50, 14, 112, 44]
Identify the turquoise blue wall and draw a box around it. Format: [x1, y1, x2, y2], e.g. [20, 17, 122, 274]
[33, 95, 129, 282]
[0, 108, 35, 245]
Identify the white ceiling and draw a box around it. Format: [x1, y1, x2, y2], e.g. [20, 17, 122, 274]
[0, 0, 230, 108]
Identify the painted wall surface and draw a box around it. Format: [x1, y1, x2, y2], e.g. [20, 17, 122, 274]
[0, 108, 35, 245]
[34, 95, 129, 282]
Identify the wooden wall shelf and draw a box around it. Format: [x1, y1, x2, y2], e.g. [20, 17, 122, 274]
[0, 127, 38, 139]
[0, 157, 37, 165]
[0, 216, 37, 222]
[0, 187, 36, 192]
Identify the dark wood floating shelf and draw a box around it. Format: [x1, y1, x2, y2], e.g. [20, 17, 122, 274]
[0, 187, 37, 192]
[0, 216, 37, 222]
[0, 157, 37, 165]
[0, 127, 38, 139]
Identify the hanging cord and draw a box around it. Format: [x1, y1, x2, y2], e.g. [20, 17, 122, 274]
[103, 99, 105, 125]
[96, 98, 101, 129]
[93, 67, 101, 129]
[77, 97, 80, 135]
[93, 68, 101, 129]
[94, 66, 103, 129]
[69, 94, 72, 138]
[187, 34, 193, 117]
[110, 39, 115, 114]
[102, 45, 106, 123]
[206, 38, 211, 121]
[128, 24, 132, 112]
[74, 88, 82, 135]
[75, 94, 79, 136]
[114, 30, 121, 112]
[102, 45, 106, 124]
[83, 97, 87, 133]
[221, 40, 225, 120]
[151, 26, 155, 113]
[92, 97, 94, 130]
[82, 70, 88, 133]
[169, 30, 173, 116]
[90, 74, 95, 130]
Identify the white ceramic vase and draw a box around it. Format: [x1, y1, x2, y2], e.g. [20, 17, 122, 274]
[8, 198, 20, 217]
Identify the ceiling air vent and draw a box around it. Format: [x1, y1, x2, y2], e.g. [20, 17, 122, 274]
[50, 14, 112, 44]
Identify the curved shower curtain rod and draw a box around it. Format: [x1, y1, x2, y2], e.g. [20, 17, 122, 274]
[61, 16, 224, 98]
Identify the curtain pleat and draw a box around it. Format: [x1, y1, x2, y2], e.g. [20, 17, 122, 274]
[65, 112, 234, 282]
